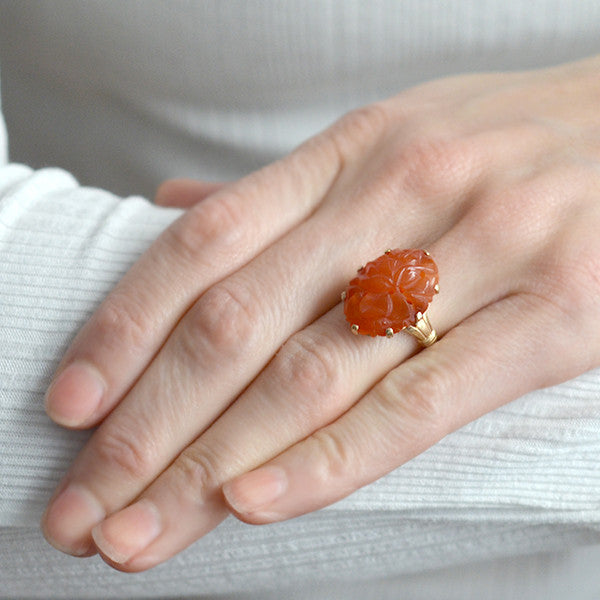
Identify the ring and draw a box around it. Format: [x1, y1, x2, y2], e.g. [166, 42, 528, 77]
[342, 249, 439, 346]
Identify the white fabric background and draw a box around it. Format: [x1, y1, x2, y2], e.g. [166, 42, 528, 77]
[1, 1, 600, 598]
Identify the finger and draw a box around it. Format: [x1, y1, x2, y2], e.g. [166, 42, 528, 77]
[89, 307, 396, 571]
[154, 178, 225, 208]
[43, 113, 355, 429]
[41, 113, 556, 558]
[40, 195, 445, 560]
[221, 293, 575, 524]
[84, 221, 513, 571]
[42, 144, 479, 558]
[44, 101, 562, 430]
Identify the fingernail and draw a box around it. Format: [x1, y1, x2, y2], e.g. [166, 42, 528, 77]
[92, 500, 162, 565]
[45, 361, 105, 427]
[223, 466, 287, 515]
[42, 484, 105, 556]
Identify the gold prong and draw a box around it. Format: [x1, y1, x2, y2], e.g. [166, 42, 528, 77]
[341, 290, 347, 301]
[434, 284, 440, 294]
[351, 324, 359, 335]
[385, 328, 394, 338]
[385, 248, 392, 254]
[405, 311, 437, 347]
[424, 249, 431, 256]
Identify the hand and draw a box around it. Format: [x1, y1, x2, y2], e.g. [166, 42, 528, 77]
[42, 55, 600, 571]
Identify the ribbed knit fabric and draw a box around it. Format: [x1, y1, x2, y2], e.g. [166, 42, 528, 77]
[1, 1, 600, 598]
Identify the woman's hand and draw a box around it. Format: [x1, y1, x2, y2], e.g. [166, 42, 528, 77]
[42, 55, 600, 571]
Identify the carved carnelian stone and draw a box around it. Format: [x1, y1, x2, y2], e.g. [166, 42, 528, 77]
[343, 249, 438, 337]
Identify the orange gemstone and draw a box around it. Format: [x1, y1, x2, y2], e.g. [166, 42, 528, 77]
[343, 249, 438, 337]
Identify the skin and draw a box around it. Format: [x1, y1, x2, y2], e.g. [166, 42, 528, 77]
[41, 54, 600, 571]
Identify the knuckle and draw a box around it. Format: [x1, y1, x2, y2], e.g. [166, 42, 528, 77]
[309, 428, 356, 488]
[467, 159, 594, 260]
[165, 193, 243, 262]
[272, 333, 346, 426]
[463, 184, 540, 257]
[377, 360, 453, 441]
[179, 281, 259, 360]
[329, 103, 390, 162]
[541, 230, 600, 318]
[397, 133, 473, 198]
[93, 290, 152, 355]
[570, 253, 600, 302]
[523, 231, 600, 366]
[172, 445, 221, 505]
[403, 374, 450, 429]
[94, 421, 157, 482]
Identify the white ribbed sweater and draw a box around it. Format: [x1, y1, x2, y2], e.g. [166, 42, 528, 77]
[1, 2, 600, 598]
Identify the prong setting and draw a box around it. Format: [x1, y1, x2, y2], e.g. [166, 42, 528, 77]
[343, 248, 438, 342]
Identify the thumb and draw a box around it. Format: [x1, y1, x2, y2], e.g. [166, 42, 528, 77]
[154, 178, 225, 209]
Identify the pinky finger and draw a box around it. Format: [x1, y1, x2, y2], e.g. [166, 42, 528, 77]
[222, 293, 577, 523]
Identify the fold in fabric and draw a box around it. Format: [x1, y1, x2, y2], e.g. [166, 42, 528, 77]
[1, 520, 599, 599]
